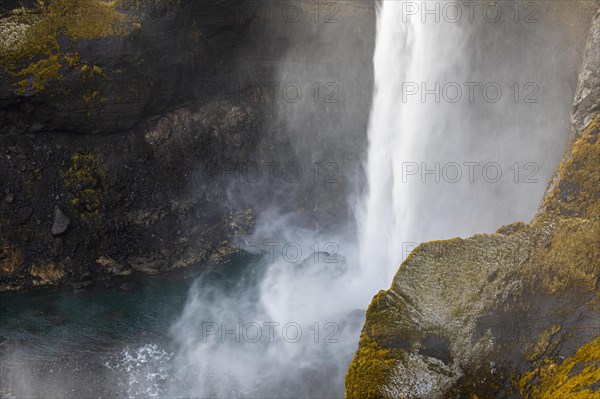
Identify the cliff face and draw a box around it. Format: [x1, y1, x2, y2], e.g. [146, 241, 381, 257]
[0, 0, 377, 290]
[346, 9, 600, 399]
[0, 0, 265, 290]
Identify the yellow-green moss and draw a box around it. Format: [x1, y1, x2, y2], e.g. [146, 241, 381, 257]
[525, 114, 600, 298]
[346, 112, 600, 397]
[531, 218, 600, 297]
[538, 115, 600, 222]
[519, 337, 600, 399]
[64, 151, 107, 222]
[0, 241, 23, 275]
[82, 90, 99, 105]
[345, 342, 403, 399]
[16, 53, 63, 94]
[0, 0, 139, 94]
[30, 262, 64, 285]
[526, 324, 562, 362]
[345, 288, 419, 398]
[360, 289, 416, 348]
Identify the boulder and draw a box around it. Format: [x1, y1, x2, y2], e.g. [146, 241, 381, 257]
[51, 206, 70, 236]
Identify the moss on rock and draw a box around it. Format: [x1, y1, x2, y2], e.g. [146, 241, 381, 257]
[0, 0, 138, 94]
[346, 8, 600, 395]
[346, 342, 404, 399]
[64, 150, 107, 223]
[538, 117, 600, 222]
[519, 337, 600, 399]
[30, 261, 64, 285]
[0, 241, 23, 276]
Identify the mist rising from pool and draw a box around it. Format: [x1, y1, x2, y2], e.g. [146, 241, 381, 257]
[171, 1, 573, 396]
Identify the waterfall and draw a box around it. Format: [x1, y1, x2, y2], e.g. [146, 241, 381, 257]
[358, 0, 567, 288]
[358, 1, 471, 286]
[0, 2, 589, 399]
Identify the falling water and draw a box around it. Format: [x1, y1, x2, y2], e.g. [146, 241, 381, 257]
[169, 1, 573, 397]
[358, 0, 569, 288]
[358, 1, 472, 286]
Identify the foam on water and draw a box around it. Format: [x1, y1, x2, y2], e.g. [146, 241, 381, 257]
[106, 344, 174, 398]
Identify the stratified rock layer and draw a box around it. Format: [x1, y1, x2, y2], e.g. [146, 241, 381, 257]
[346, 8, 600, 399]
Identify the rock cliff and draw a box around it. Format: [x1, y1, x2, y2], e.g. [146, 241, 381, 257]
[0, 0, 376, 290]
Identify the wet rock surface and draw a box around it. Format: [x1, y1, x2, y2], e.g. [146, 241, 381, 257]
[0, 100, 263, 290]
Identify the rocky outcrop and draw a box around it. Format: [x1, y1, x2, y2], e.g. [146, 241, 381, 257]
[346, 8, 600, 399]
[0, 99, 262, 290]
[572, 8, 600, 135]
[51, 206, 70, 236]
[0, 0, 264, 290]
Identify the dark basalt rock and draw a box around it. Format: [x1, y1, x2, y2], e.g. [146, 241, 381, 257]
[15, 206, 32, 224]
[0, 0, 257, 135]
[72, 280, 93, 290]
[0, 0, 376, 291]
[51, 206, 70, 236]
[418, 334, 453, 366]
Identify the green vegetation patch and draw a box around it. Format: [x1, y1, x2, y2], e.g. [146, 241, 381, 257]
[64, 150, 107, 223]
[0, 0, 139, 94]
[345, 342, 404, 399]
[539, 115, 600, 221]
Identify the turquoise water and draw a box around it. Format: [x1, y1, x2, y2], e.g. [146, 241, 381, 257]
[0, 254, 266, 398]
[0, 250, 360, 398]
[0, 275, 191, 352]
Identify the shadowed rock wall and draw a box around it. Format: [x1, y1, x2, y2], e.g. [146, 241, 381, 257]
[0, 0, 376, 290]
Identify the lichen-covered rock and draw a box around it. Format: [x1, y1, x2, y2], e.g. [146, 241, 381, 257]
[346, 9, 600, 399]
[30, 261, 64, 285]
[572, 7, 600, 135]
[518, 337, 600, 398]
